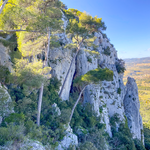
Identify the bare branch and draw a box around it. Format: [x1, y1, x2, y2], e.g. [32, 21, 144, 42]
[0, 29, 41, 33]
[0, 0, 8, 15]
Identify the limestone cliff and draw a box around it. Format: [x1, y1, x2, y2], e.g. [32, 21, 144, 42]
[0, 20, 144, 150]
[0, 43, 12, 71]
[0, 83, 13, 124]
[124, 77, 144, 143]
[49, 30, 144, 144]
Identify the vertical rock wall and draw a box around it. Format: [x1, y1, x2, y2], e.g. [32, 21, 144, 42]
[0, 84, 14, 124]
[0, 43, 12, 71]
[49, 31, 144, 142]
[76, 32, 126, 136]
[49, 33, 75, 100]
[124, 77, 144, 143]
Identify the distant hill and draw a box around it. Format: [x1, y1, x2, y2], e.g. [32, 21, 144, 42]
[124, 57, 150, 64]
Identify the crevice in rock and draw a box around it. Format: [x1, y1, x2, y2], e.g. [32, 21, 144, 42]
[69, 56, 80, 95]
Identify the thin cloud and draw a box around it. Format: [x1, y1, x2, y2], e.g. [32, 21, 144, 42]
[147, 48, 150, 51]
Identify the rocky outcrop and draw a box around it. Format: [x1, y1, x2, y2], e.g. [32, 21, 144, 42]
[124, 77, 144, 143]
[49, 33, 75, 100]
[76, 32, 126, 136]
[20, 139, 47, 150]
[52, 103, 61, 116]
[0, 43, 12, 71]
[0, 139, 48, 150]
[57, 125, 78, 150]
[49, 30, 143, 142]
[0, 84, 14, 124]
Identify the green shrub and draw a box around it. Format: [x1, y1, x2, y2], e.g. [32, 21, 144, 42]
[0, 65, 10, 84]
[109, 116, 138, 150]
[117, 88, 121, 94]
[102, 33, 107, 39]
[115, 59, 126, 74]
[8, 86, 37, 121]
[85, 128, 107, 150]
[103, 46, 111, 56]
[144, 126, 150, 150]
[0, 123, 25, 146]
[79, 141, 98, 150]
[145, 140, 150, 150]
[110, 113, 120, 127]
[70, 103, 100, 129]
[134, 139, 145, 150]
[87, 56, 92, 63]
[4, 113, 25, 125]
[60, 108, 71, 124]
[7, 77, 66, 146]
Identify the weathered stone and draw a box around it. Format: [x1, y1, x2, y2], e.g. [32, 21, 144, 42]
[0, 139, 49, 150]
[124, 77, 144, 143]
[56, 125, 78, 150]
[0, 43, 12, 71]
[75, 34, 126, 137]
[49, 35, 75, 101]
[0, 84, 14, 124]
[52, 103, 61, 116]
[20, 139, 47, 150]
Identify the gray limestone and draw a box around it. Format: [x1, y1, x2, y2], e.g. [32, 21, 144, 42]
[0, 17, 145, 149]
[0, 84, 14, 124]
[0, 43, 12, 71]
[49, 29, 144, 142]
[124, 77, 144, 143]
[56, 125, 78, 150]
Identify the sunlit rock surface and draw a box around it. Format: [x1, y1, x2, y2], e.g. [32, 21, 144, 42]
[124, 77, 144, 143]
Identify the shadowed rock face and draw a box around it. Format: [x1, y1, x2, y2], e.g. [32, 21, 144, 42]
[124, 77, 144, 143]
[0, 84, 14, 124]
[0, 43, 12, 71]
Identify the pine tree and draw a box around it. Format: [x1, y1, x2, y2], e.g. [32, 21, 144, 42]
[0, 0, 64, 126]
[69, 67, 113, 124]
[59, 9, 106, 98]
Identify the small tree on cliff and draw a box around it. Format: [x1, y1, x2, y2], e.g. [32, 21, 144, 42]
[59, 9, 106, 98]
[69, 67, 113, 124]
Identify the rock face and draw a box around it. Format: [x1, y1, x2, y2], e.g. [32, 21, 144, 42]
[56, 125, 78, 150]
[49, 31, 144, 142]
[0, 43, 12, 71]
[49, 33, 75, 100]
[76, 32, 126, 136]
[0, 84, 14, 124]
[52, 103, 61, 116]
[124, 77, 144, 143]
[0, 139, 48, 150]
[20, 139, 47, 150]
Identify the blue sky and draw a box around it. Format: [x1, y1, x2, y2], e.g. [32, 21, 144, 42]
[62, 0, 150, 59]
